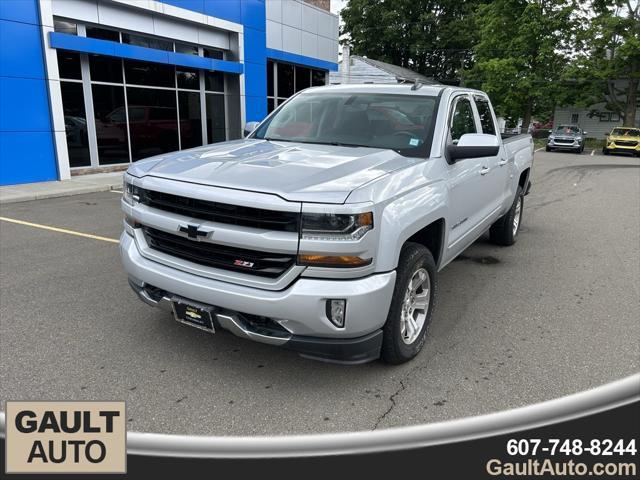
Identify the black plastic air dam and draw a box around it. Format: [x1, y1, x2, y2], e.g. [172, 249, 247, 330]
[284, 329, 383, 365]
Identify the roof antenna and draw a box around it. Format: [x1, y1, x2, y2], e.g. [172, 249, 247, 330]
[411, 78, 423, 90]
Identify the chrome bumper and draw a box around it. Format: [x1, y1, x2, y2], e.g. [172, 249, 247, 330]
[120, 231, 396, 339]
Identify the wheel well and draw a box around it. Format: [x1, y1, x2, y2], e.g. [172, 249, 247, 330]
[406, 219, 445, 267]
[519, 168, 530, 189]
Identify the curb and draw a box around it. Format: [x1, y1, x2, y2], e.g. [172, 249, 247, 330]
[0, 178, 123, 205]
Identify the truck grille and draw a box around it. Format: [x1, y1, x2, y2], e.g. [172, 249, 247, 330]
[138, 188, 299, 232]
[142, 227, 295, 278]
[554, 138, 574, 144]
[615, 140, 638, 147]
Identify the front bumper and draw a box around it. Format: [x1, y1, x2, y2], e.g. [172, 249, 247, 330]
[547, 139, 582, 150]
[120, 232, 396, 363]
[603, 142, 640, 155]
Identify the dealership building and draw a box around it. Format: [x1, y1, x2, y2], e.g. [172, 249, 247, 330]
[0, 0, 338, 186]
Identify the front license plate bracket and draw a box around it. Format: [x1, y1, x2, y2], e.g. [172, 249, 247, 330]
[171, 298, 216, 333]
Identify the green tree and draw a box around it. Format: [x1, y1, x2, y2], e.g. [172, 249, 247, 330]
[569, 1, 640, 126]
[466, 0, 578, 130]
[340, 0, 487, 84]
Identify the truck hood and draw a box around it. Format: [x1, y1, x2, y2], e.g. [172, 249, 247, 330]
[127, 139, 420, 203]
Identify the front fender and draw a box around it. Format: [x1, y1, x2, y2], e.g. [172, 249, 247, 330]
[375, 181, 448, 272]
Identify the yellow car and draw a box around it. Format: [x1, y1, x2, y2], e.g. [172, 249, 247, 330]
[603, 127, 640, 156]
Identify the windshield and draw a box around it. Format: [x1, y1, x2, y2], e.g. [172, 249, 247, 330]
[612, 128, 640, 136]
[555, 125, 580, 134]
[253, 91, 439, 157]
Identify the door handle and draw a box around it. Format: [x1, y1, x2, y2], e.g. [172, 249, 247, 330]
[480, 167, 490, 175]
[498, 159, 508, 166]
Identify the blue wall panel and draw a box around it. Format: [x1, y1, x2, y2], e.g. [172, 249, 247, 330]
[0, 1, 57, 186]
[243, 62, 267, 98]
[266, 48, 339, 72]
[50, 32, 244, 74]
[239, 0, 267, 122]
[203, 0, 242, 24]
[0, 0, 39, 24]
[241, 0, 265, 31]
[0, 77, 52, 132]
[243, 26, 266, 65]
[0, 132, 57, 185]
[0, 20, 47, 78]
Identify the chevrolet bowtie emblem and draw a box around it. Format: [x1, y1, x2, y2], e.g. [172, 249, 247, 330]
[179, 224, 209, 239]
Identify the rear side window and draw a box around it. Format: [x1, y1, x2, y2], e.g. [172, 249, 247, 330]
[474, 96, 496, 135]
[450, 96, 476, 142]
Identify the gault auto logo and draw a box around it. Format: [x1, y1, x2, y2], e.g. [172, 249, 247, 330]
[5, 401, 126, 474]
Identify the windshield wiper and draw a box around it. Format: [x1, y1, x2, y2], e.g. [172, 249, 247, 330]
[261, 138, 375, 149]
[262, 137, 295, 142]
[289, 140, 372, 148]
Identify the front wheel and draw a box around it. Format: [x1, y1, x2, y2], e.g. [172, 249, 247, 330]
[603, 148, 610, 155]
[381, 243, 437, 364]
[490, 185, 524, 246]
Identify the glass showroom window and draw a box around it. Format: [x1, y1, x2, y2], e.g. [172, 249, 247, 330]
[58, 51, 90, 167]
[205, 71, 226, 143]
[267, 60, 327, 113]
[53, 18, 229, 169]
[57, 55, 227, 168]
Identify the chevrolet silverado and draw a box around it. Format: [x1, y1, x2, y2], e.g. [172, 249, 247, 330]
[120, 84, 534, 364]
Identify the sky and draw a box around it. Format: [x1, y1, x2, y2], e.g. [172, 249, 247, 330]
[330, 0, 348, 17]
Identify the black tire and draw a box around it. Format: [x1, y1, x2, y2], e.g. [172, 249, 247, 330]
[381, 243, 437, 364]
[545, 146, 552, 152]
[490, 185, 524, 246]
[603, 148, 609, 155]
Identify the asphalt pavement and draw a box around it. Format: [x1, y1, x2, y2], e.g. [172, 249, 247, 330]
[1, 150, 638, 435]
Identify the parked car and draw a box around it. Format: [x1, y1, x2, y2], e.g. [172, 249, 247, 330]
[603, 127, 640, 156]
[120, 84, 534, 364]
[546, 125, 587, 153]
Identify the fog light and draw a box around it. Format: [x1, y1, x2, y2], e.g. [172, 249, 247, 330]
[326, 299, 346, 328]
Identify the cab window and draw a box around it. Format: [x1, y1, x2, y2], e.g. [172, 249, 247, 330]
[449, 96, 477, 143]
[474, 96, 497, 135]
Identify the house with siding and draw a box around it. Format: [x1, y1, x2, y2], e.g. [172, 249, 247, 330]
[330, 46, 433, 85]
[553, 103, 639, 139]
[553, 80, 639, 139]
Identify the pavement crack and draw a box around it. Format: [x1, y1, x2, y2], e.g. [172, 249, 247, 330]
[373, 378, 406, 430]
[372, 339, 464, 430]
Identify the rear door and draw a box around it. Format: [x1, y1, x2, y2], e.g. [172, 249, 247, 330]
[473, 94, 510, 212]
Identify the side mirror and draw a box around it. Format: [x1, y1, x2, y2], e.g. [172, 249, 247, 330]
[243, 121, 260, 137]
[447, 133, 500, 162]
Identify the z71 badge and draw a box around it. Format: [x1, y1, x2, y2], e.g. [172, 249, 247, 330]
[233, 259, 255, 268]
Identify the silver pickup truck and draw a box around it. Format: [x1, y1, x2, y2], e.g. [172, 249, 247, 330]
[120, 84, 533, 364]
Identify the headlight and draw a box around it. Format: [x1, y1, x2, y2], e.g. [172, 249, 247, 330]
[301, 212, 373, 241]
[548, 135, 555, 140]
[122, 177, 140, 205]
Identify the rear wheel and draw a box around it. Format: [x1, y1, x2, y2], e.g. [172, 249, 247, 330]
[381, 243, 437, 364]
[490, 186, 524, 246]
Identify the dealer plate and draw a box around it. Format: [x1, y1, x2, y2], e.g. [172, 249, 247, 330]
[171, 298, 215, 333]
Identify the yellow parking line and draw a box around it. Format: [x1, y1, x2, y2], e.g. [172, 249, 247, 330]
[0, 216, 120, 244]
